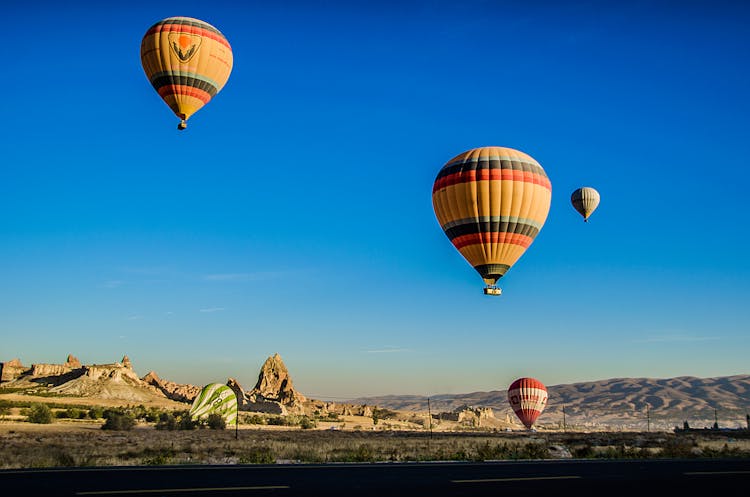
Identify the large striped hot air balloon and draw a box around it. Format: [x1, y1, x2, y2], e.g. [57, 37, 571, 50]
[571, 187, 600, 222]
[141, 17, 233, 130]
[508, 377, 548, 429]
[189, 383, 238, 426]
[432, 147, 552, 295]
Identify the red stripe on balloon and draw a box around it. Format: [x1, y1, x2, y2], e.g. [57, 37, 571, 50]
[433, 170, 552, 192]
[158, 85, 212, 104]
[451, 233, 533, 251]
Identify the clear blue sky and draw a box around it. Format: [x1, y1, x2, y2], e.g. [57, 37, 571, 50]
[1, 0, 748, 399]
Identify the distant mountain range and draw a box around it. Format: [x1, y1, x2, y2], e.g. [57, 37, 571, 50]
[3, 354, 749, 431]
[349, 375, 750, 430]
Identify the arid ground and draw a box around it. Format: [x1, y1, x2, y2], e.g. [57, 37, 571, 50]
[2, 416, 749, 469]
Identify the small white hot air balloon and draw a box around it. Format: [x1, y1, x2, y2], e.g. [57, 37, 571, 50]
[571, 187, 600, 222]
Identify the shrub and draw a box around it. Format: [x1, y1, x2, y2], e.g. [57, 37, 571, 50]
[141, 448, 175, 465]
[27, 403, 53, 424]
[155, 413, 177, 431]
[178, 414, 198, 430]
[55, 408, 83, 419]
[102, 411, 135, 431]
[206, 413, 226, 430]
[299, 416, 317, 430]
[239, 446, 275, 464]
[243, 414, 267, 425]
[88, 407, 104, 419]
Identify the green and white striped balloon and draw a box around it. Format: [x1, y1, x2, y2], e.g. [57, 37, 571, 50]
[189, 383, 238, 425]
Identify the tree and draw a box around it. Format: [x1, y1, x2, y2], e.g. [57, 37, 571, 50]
[27, 403, 52, 424]
[102, 410, 135, 431]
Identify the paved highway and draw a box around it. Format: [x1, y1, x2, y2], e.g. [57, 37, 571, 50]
[1, 458, 748, 496]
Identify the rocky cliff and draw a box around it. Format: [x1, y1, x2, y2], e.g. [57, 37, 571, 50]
[142, 371, 201, 403]
[248, 353, 306, 406]
[0, 358, 27, 383]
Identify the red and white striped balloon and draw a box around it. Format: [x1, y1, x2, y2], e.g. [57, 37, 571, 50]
[508, 377, 548, 429]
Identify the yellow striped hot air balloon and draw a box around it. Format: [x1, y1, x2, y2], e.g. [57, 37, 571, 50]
[140, 17, 233, 130]
[432, 147, 552, 295]
[571, 186, 600, 222]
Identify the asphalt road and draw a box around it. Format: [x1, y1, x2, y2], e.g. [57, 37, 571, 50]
[1, 458, 748, 497]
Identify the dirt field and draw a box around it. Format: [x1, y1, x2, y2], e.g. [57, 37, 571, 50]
[2, 418, 749, 469]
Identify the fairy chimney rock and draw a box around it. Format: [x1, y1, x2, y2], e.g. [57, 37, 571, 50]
[250, 353, 306, 405]
[226, 377, 248, 407]
[66, 354, 82, 369]
[121, 355, 132, 370]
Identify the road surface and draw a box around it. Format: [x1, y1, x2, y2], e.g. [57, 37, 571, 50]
[1, 458, 748, 496]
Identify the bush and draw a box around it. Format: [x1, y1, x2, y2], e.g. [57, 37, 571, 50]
[178, 414, 198, 430]
[55, 408, 84, 419]
[155, 412, 177, 430]
[299, 416, 317, 430]
[243, 414, 267, 425]
[155, 412, 198, 430]
[27, 403, 53, 424]
[101, 410, 136, 431]
[88, 407, 104, 419]
[239, 446, 275, 464]
[206, 413, 226, 430]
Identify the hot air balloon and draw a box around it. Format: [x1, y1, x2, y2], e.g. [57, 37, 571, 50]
[508, 377, 548, 429]
[189, 383, 238, 426]
[571, 187, 600, 222]
[141, 17, 233, 130]
[432, 147, 552, 295]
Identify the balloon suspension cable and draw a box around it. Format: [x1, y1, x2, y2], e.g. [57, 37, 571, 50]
[178, 120, 187, 130]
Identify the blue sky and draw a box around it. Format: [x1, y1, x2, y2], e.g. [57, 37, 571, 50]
[1, 1, 748, 398]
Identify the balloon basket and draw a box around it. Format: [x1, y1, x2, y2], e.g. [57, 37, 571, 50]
[483, 286, 502, 296]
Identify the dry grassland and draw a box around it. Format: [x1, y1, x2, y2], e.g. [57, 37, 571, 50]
[2, 418, 749, 469]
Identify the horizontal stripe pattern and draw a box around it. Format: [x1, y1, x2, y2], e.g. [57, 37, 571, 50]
[508, 377, 548, 429]
[150, 73, 219, 97]
[443, 218, 541, 241]
[141, 17, 233, 124]
[433, 156, 551, 193]
[158, 85, 212, 104]
[473, 263, 511, 280]
[452, 232, 533, 251]
[432, 147, 552, 288]
[144, 17, 231, 49]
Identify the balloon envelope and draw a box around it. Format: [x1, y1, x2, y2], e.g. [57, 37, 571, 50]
[141, 17, 233, 129]
[571, 187, 600, 222]
[508, 377, 548, 429]
[189, 383, 238, 425]
[432, 147, 552, 291]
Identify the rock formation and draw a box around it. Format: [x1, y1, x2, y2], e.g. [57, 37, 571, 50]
[436, 405, 496, 425]
[142, 371, 201, 403]
[30, 363, 74, 378]
[249, 353, 306, 405]
[226, 377, 249, 408]
[66, 354, 82, 369]
[0, 358, 27, 383]
[49, 362, 171, 402]
[121, 355, 132, 370]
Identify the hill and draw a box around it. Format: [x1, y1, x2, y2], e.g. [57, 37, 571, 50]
[348, 375, 750, 431]
[3, 354, 748, 431]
